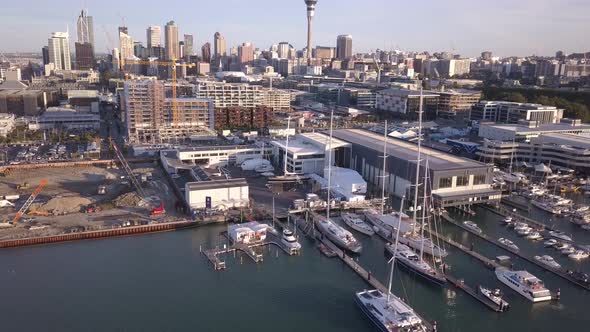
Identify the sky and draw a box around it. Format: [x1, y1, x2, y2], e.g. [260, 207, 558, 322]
[1, 0, 589, 57]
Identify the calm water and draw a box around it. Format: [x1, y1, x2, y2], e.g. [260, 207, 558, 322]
[1, 205, 588, 331]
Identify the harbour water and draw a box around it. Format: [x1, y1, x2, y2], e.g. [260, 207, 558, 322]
[1, 205, 589, 331]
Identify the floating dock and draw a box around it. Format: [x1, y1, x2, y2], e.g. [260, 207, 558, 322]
[441, 213, 590, 291]
[445, 275, 507, 312]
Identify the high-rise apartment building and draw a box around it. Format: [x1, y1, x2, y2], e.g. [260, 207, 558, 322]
[124, 80, 214, 143]
[42, 46, 50, 65]
[165, 21, 179, 60]
[336, 35, 353, 60]
[147, 26, 161, 48]
[76, 10, 94, 49]
[238, 42, 254, 66]
[119, 31, 134, 68]
[202, 43, 212, 63]
[214, 32, 226, 59]
[48, 32, 71, 71]
[184, 34, 194, 58]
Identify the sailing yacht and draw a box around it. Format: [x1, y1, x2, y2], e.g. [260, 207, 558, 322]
[355, 196, 428, 332]
[385, 243, 446, 286]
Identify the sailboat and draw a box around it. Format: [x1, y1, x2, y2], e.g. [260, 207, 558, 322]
[315, 111, 362, 254]
[355, 196, 428, 332]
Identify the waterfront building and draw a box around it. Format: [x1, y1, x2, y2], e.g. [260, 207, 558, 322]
[331, 129, 501, 207]
[478, 119, 590, 141]
[28, 107, 100, 130]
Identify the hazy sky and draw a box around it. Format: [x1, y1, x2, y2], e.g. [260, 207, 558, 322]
[1, 0, 589, 57]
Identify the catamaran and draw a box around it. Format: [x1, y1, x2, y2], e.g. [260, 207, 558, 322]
[355, 196, 428, 332]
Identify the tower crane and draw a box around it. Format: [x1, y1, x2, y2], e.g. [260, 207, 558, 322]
[11, 179, 48, 225]
[123, 59, 196, 127]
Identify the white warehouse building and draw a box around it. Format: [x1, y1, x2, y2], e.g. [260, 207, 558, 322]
[185, 178, 249, 211]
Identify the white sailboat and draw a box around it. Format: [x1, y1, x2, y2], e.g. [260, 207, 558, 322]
[355, 196, 428, 332]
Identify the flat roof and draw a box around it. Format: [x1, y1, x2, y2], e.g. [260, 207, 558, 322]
[186, 178, 248, 191]
[377, 88, 439, 98]
[483, 123, 590, 134]
[332, 129, 487, 171]
[272, 133, 350, 156]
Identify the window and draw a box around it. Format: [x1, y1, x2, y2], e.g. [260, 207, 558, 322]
[474, 174, 486, 185]
[456, 175, 469, 186]
[439, 177, 452, 188]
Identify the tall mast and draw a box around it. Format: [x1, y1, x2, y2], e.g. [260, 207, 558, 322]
[326, 110, 334, 221]
[381, 120, 388, 215]
[412, 86, 424, 233]
[419, 157, 430, 260]
[284, 116, 291, 175]
[388, 195, 405, 303]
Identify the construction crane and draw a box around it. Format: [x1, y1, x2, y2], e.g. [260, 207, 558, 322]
[109, 139, 165, 215]
[11, 179, 48, 225]
[123, 59, 196, 127]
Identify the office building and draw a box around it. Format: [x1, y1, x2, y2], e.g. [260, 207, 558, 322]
[375, 88, 439, 119]
[277, 42, 290, 59]
[0, 89, 49, 116]
[478, 119, 590, 141]
[0, 114, 15, 137]
[481, 51, 492, 61]
[4, 68, 21, 81]
[214, 32, 226, 59]
[201, 43, 212, 63]
[470, 101, 563, 125]
[436, 89, 481, 119]
[331, 129, 500, 207]
[28, 107, 100, 130]
[314, 46, 335, 60]
[165, 20, 179, 61]
[124, 80, 215, 143]
[118, 26, 128, 34]
[76, 10, 94, 49]
[74, 42, 94, 70]
[42, 46, 50, 65]
[336, 35, 353, 60]
[179, 41, 185, 59]
[146, 26, 161, 48]
[304, 0, 318, 64]
[194, 81, 290, 110]
[184, 34, 194, 58]
[48, 32, 71, 71]
[440, 58, 471, 77]
[238, 42, 254, 67]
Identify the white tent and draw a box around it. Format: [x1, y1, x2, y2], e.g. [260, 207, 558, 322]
[535, 163, 552, 173]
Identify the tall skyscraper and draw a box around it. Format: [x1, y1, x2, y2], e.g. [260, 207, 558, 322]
[48, 32, 71, 70]
[336, 35, 353, 60]
[238, 42, 254, 66]
[184, 34, 194, 58]
[277, 42, 290, 59]
[147, 26, 161, 48]
[76, 10, 94, 48]
[304, 0, 318, 65]
[202, 42, 212, 63]
[42, 46, 50, 65]
[165, 20, 179, 61]
[119, 31, 134, 68]
[118, 26, 128, 34]
[213, 32, 226, 59]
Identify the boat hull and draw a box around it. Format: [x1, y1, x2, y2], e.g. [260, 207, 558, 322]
[395, 256, 446, 286]
[495, 269, 552, 303]
[354, 293, 390, 332]
[316, 222, 362, 254]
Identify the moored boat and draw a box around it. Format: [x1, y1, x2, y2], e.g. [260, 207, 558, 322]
[385, 243, 446, 286]
[463, 220, 482, 234]
[342, 212, 375, 236]
[534, 255, 561, 269]
[495, 268, 553, 302]
[315, 214, 362, 254]
[478, 286, 510, 311]
[498, 238, 519, 251]
[548, 231, 573, 242]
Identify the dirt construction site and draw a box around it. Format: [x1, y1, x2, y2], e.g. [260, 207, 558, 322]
[0, 162, 184, 241]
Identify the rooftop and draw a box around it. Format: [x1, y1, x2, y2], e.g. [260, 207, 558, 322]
[332, 129, 487, 171]
[377, 88, 439, 98]
[482, 122, 590, 134]
[186, 178, 248, 191]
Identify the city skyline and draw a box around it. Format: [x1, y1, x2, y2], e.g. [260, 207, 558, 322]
[1, 0, 589, 57]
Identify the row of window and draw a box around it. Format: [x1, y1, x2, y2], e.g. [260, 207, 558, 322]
[438, 174, 487, 188]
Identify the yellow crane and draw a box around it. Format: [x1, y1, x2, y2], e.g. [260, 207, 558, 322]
[123, 59, 196, 127]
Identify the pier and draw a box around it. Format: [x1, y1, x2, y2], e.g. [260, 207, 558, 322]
[441, 213, 590, 291]
[201, 229, 299, 271]
[445, 275, 507, 312]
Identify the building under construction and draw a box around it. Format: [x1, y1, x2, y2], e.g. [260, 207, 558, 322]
[123, 80, 215, 143]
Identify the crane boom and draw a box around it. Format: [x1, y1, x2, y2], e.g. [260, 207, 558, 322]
[110, 139, 148, 199]
[12, 179, 48, 224]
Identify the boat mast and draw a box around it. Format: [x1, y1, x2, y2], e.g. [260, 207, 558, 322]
[284, 116, 291, 176]
[419, 157, 430, 260]
[381, 120, 388, 215]
[412, 87, 424, 233]
[388, 195, 406, 303]
[326, 110, 334, 221]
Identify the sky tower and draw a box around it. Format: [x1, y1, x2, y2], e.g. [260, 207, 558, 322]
[305, 0, 317, 65]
